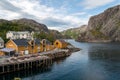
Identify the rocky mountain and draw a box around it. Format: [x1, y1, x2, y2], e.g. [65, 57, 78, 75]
[61, 25, 87, 39]
[63, 5, 120, 42]
[0, 18, 49, 32]
[0, 18, 64, 42]
[83, 5, 120, 42]
[12, 18, 49, 32]
[50, 30, 65, 39]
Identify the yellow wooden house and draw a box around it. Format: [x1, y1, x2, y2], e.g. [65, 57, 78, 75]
[5, 39, 41, 55]
[0, 48, 15, 56]
[41, 39, 55, 52]
[54, 39, 68, 49]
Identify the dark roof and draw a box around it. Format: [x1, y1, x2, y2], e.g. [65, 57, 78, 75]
[46, 40, 52, 45]
[13, 39, 28, 46]
[34, 39, 41, 45]
[13, 39, 41, 46]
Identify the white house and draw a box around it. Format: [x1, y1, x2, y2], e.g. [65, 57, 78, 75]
[6, 31, 34, 40]
[0, 37, 4, 48]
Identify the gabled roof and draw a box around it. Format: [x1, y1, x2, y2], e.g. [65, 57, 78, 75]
[13, 39, 28, 46]
[31, 39, 41, 45]
[0, 37, 4, 42]
[12, 39, 41, 46]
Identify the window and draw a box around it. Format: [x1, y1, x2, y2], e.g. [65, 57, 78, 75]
[56, 42, 59, 45]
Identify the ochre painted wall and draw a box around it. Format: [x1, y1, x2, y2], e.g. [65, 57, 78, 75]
[18, 45, 40, 54]
[5, 40, 55, 55]
[54, 40, 68, 49]
[5, 40, 18, 52]
[0, 51, 4, 56]
[40, 45, 55, 52]
[5, 40, 41, 54]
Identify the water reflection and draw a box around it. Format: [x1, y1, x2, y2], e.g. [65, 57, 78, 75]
[0, 40, 120, 80]
[0, 66, 52, 80]
[0, 57, 67, 80]
[54, 57, 67, 64]
[88, 43, 120, 60]
[87, 43, 120, 80]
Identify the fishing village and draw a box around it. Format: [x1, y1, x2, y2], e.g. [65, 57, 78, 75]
[0, 31, 80, 75]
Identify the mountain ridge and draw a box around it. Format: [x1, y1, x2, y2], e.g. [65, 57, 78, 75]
[62, 5, 120, 42]
[0, 18, 64, 42]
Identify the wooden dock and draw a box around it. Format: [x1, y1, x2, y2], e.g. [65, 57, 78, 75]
[0, 54, 52, 74]
[0, 48, 80, 74]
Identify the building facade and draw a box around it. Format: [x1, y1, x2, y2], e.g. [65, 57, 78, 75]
[41, 39, 55, 52]
[54, 39, 68, 49]
[5, 39, 41, 55]
[6, 31, 33, 40]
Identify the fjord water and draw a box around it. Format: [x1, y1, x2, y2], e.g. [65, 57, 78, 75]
[1, 40, 120, 80]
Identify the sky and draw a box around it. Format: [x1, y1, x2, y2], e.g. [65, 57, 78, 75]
[0, 0, 120, 31]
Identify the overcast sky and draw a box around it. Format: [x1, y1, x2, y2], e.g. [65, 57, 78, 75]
[0, 0, 120, 31]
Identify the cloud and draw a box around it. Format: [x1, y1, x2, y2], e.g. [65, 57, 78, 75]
[0, 0, 21, 12]
[81, 0, 115, 9]
[71, 12, 86, 16]
[42, 17, 69, 27]
[0, 0, 88, 31]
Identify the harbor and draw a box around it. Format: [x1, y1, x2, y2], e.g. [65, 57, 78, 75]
[0, 47, 80, 75]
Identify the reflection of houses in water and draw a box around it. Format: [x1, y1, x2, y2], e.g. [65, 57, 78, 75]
[0, 66, 52, 80]
[54, 57, 67, 64]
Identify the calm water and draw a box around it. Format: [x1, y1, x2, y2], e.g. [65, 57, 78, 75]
[1, 39, 120, 80]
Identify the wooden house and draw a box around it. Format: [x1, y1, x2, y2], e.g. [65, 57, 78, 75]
[0, 48, 15, 56]
[6, 31, 32, 40]
[5, 39, 41, 55]
[54, 39, 68, 49]
[41, 39, 55, 52]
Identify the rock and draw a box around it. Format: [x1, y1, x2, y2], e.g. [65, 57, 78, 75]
[76, 5, 120, 42]
[61, 25, 87, 39]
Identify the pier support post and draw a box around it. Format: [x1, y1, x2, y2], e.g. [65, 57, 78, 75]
[2, 65, 4, 73]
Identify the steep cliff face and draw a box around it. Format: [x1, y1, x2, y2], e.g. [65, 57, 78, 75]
[77, 5, 120, 42]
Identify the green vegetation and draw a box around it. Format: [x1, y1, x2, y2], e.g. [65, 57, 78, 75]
[34, 31, 55, 43]
[90, 28, 109, 40]
[63, 30, 79, 39]
[0, 21, 34, 42]
[0, 22, 18, 42]
[0, 20, 56, 43]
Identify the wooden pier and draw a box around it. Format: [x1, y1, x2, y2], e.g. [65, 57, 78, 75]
[0, 48, 80, 75]
[0, 54, 52, 74]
